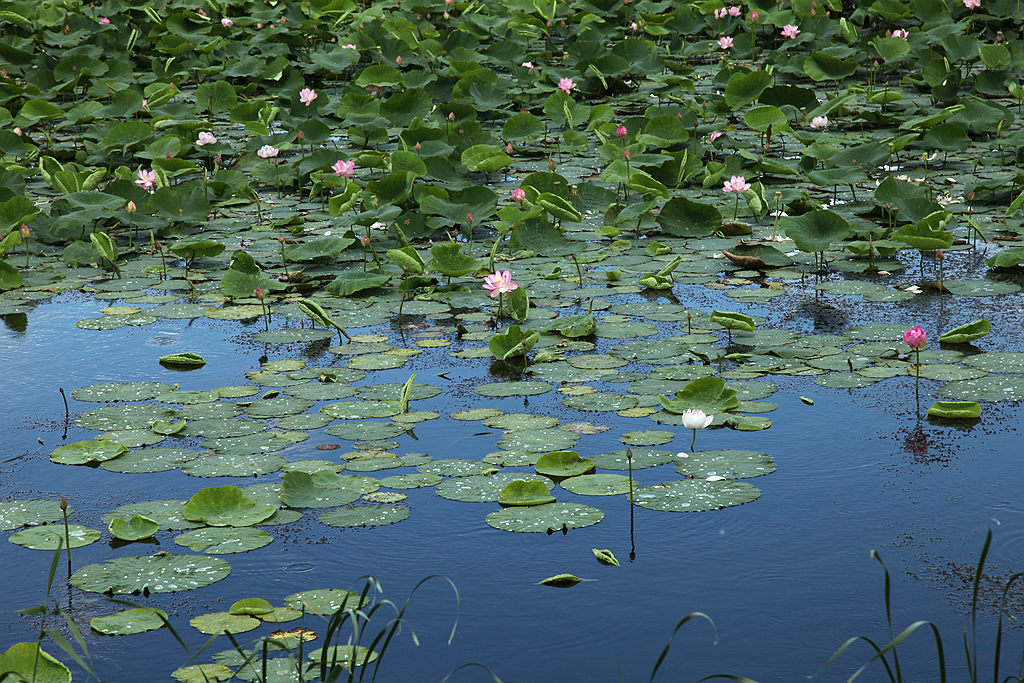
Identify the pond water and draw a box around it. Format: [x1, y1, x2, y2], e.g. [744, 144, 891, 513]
[4, 245, 1024, 682]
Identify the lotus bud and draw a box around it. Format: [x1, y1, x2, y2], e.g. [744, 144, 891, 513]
[13, 127, 21, 135]
[360, 234, 370, 247]
[20, 224, 29, 238]
[255, 287, 266, 300]
[298, 130, 305, 140]
[447, 112, 455, 121]
[549, 159, 556, 171]
[616, 125, 627, 138]
[59, 496, 68, 511]
[415, 141, 421, 151]
[466, 212, 473, 225]
[623, 149, 631, 161]
[278, 235, 286, 243]
[396, 56, 403, 65]
[126, 201, 137, 213]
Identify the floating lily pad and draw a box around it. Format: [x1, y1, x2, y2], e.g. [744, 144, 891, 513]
[77, 404, 180, 430]
[635, 479, 762, 512]
[253, 329, 335, 343]
[159, 352, 206, 368]
[50, 439, 127, 465]
[71, 554, 231, 594]
[591, 448, 674, 470]
[928, 400, 982, 419]
[475, 381, 552, 397]
[347, 353, 410, 371]
[538, 573, 585, 587]
[279, 471, 379, 508]
[245, 397, 315, 418]
[175, 527, 273, 554]
[939, 319, 991, 344]
[535, 451, 596, 478]
[486, 502, 604, 533]
[108, 514, 160, 541]
[307, 645, 378, 669]
[182, 453, 287, 478]
[497, 428, 580, 453]
[183, 486, 277, 527]
[172, 664, 234, 683]
[380, 473, 442, 489]
[814, 373, 880, 388]
[285, 589, 368, 614]
[436, 472, 555, 503]
[561, 474, 638, 496]
[103, 500, 201, 530]
[71, 381, 175, 402]
[98, 429, 166, 448]
[322, 400, 401, 419]
[563, 392, 639, 412]
[675, 450, 776, 479]
[482, 413, 560, 430]
[0, 499, 65, 530]
[417, 459, 495, 477]
[190, 611, 260, 635]
[941, 280, 1020, 297]
[937, 377, 1024, 402]
[91, 608, 168, 636]
[963, 352, 1024, 373]
[319, 504, 410, 527]
[498, 480, 557, 506]
[451, 408, 504, 421]
[0, 643, 71, 683]
[10, 524, 101, 550]
[620, 430, 674, 446]
[326, 421, 409, 441]
[914, 364, 987, 381]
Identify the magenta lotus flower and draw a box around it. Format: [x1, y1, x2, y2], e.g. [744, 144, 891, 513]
[257, 145, 279, 159]
[99, 17, 110, 24]
[512, 188, 526, 202]
[717, 35, 733, 49]
[196, 131, 217, 145]
[963, 0, 980, 8]
[482, 270, 519, 298]
[781, 24, 800, 39]
[723, 175, 751, 194]
[221, 17, 233, 26]
[135, 168, 157, 190]
[809, 115, 829, 129]
[903, 327, 927, 349]
[889, 28, 909, 38]
[616, 125, 627, 138]
[558, 77, 575, 93]
[709, 131, 723, 142]
[332, 159, 356, 178]
[714, 8, 727, 18]
[299, 88, 317, 106]
[728, 6, 741, 16]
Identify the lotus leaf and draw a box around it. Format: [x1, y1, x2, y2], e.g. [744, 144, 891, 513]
[90, 608, 168, 636]
[538, 573, 585, 587]
[285, 589, 368, 615]
[927, 401, 982, 419]
[71, 554, 231, 594]
[108, 514, 160, 541]
[190, 612, 260, 635]
[175, 527, 272, 554]
[0, 643, 71, 683]
[0, 499, 65, 530]
[183, 486, 277, 527]
[486, 502, 604, 533]
[436, 472, 555, 503]
[498, 480, 557, 506]
[659, 376, 739, 415]
[10, 524, 100, 550]
[279, 471, 378, 508]
[635, 480, 762, 512]
[535, 450, 596, 478]
[939, 319, 991, 344]
[50, 439, 127, 465]
[319, 504, 410, 527]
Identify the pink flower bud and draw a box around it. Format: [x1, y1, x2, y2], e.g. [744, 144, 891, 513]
[255, 287, 265, 300]
[466, 212, 473, 224]
[126, 201, 137, 213]
[623, 149, 631, 161]
[447, 112, 455, 121]
[505, 142, 514, 154]
[396, 56, 403, 65]
[616, 125, 627, 138]
[59, 496, 68, 511]
[512, 188, 526, 202]
[360, 234, 370, 246]
[20, 224, 29, 238]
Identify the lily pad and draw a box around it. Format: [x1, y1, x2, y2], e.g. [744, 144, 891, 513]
[0, 643, 70, 683]
[591, 448, 674, 470]
[620, 430, 674, 446]
[285, 589, 368, 615]
[50, 439, 127, 465]
[108, 514, 160, 541]
[535, 450, 596, 478]
[0, 499, 65, 530]
[497, 428, 580, 453]
[10, 524, 101, 550]
[498, 480, 557, 506]
[561, 474, 638, 496]
[436, 472, 555, 503]
[71, 381, 175, 402]
[91, 608, 168, 635]
[486, 502, 604, 533]
[379, 473, 442, 489]
[674, 450, 776, 479]
[183, 486, 277, 527]
[937, 377, 1024, 402]
[319, 505, 410, 527]
[939, 319, 991, 344]
[190, 612, 260, 635]
[175, 527, 273, 554]
[103, 500, 201, 530]
[475, 381, 552, 397]
[71, 554, 231, 594]
[279, 471, 379, 508]
[635, 479, 762, 512]
[418, 459, 496, 477]
[927, 401, 982, 419]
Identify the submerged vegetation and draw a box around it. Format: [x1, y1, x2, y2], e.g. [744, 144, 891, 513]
[2, 0, 1024, 677]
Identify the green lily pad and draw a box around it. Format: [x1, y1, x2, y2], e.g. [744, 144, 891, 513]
[103, 500, 201, 530]
[659, 376, 739, 415]
[486, 502, 604, 533]
[927, 401, 982, 419]
[108, 514, 160, 541]
[50, 439, 127, 465]
[322, 400, 401, 419]
[91, 608, 168, 635]
[172, 664, 234, 683]
[940, 280, 1020, 296]
[475, 381, 552, 397]
[175, 527, 273, 554]
[71, 554, 231, 594]
[451, 408, 505, 421]
[379, 473, 442, 489]
[10, 524, 101, 550]
[914, 364, 987, 381]
[245, 397, 315, 418]
[71, 381, 175, 402]
[347, 353, 410, 371]
[326, 420, 409, 441]
[229, 598, 274, 616]
[560, 474, 638, 496]
[535, 450, 596, 478]
[593, 548, 620, 566]
[98, 429, 166, 448]
[279, 471, 379, 508]
[591, 448, 674, 470]
[77, 404, 180, 430]
[285, 589, 368, 615]
[319, 504, 410, 527]
[937, 377, 1024, 402]
[620, 430, 674, 446]
[417, 459, 495, 476]
[436, 472, 555, 502]
[307, 645, 378, 669]
[0, 643, 70, 683]
[0, 499, 65, 531]
[497, 428, 580, 453]
[190, 611, 260, 635]
[963, 352, 1024, 373]
[814, 373, 880, 388]
[675, 450, 776, 479]
[183, 486, 277, 527]
[634, 479, 762, 512]
[182, 452, 288, 477]
[483, 413, 560, 430]
[253, 329, 335, 343]
[563, 392, 639, 412]
[159, 352, 207, 367]
[498, 480, 557, 506]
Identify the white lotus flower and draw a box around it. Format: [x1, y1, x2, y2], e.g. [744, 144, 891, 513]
[681, 409, 713, 430]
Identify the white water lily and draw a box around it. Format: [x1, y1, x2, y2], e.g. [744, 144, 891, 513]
[681, 409, 713, 430]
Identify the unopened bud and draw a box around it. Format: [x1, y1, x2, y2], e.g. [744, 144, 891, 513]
[19, 224, 29, 238]
[126, 201, 136, 213]
[360, 234, 370, 247]
[59, 496, 68, 511]
[255, 287, 265, 300]
[623, 149, 631, 161]
[396, 56, 402, 65]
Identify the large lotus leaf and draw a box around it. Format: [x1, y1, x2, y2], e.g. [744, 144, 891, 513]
[286, 589, 368, 615]
[461, 144, 513, 173]
[10, 524, 100, 550]
[590, 448, 674, 470]
[489, 324, 539, 360]
[803, 51, 858, 81]
[659, 376, 739, 414]
[724, 69, 772, 109]
[545, 313, 596, 338]
[436, 472, 555, 502]
[190, 612, 260, 635]
[50, 439, 127, 465]
[71, 381, 175, 402]
[147, 183, 211, 223]
[962, 352, 1024, 373]
[319, 504, 410, 527]
[986, 247, 1024, 269]
[781, 210, 850, 253]
[940, 280, 1020, 296]
[497, 428, 580, 453]
[103, 500, 200, 530]
[562, 392, 638, 412]
[326, 270, 393, 296]
[109, 514, 160, 541]
[0, 499, 65, 530]
[168, 240, 225, 262]
[892, 211, 955, 250]
[183, 486, 277, 527]
[279, 471, 378, 508]
[431, 241, 483, 277]
[182, 452, 288, 477]
[486, 502, 604, 533]
[71, 554, 231, 594]
[634, 479, 762, 512]
[938, 377, 1024, 402]
[535, 451, 596, 478]
[560, 473, 637, 496]
[90, 607, 168, 635]
[710, 310, 755, 332]
[417, 459, 494, 476]
[674, 450, 776, 479]
[175, 527, 273, 554]
[498, 480, 557, 506]
[285, 237, 355, 261]
[939, 319, 990, 344]
[0, 643, 71, 683]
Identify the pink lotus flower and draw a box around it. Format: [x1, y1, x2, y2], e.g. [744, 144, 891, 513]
[196, 131, 217, 145]
[723, 175, 750, 194]
[299, 88, 317, 106]
[714, 8, 727, 18]
[332, 159, 356, 177]
[903, 327, 927, 349]
[221, 17, 233, 27]
[558, 77, 575, 93]
[483, 270, 519, 298]
[341, 43, 357, 49]
[963, 0, 979, 8]
[809, 115, 829, 129]
[709, 131, 723, 142]
[748, 10, 759, 21]
[889, 28, 909, 38]
[616, 125, 628, 138]
[135, 169, 157, 190]
[522, 61, 534, 73]
[512, 188, 526, 202]
[99, 17, 110, 24]
[728, 6, 741, 16]
[781, 24, 800, 39]
[257, 145, 279, 159]
[717, 35, 733, 49]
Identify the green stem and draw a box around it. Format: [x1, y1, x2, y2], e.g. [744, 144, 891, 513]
[690, 429, 697, 451]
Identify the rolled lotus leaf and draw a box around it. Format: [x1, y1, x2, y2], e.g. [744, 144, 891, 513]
[159, 352, 206, 368]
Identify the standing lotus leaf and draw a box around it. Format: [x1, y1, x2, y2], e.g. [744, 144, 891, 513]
[498, 480, 557, 507]
[534, 450, 596, 478]
[183, 486, 277, 527]
[938, 319, 990, 345]
[659, 377, 739, 415]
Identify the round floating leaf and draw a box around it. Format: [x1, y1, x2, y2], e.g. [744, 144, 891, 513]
[475, 381, 552, 397]
[963, 352, 1024, 373]
[230, 598, 274, 616]
[245, 397, 315, 418]
[675, 450, 775, 479]
[98, 429, 165, 448]
[285, 589, 368, 615]
[535, 451, 596, 478]
[814, 373, 880, 388]
[279, 471, 378, 508]
[175, 527, 273, 554]
[182, 453, 287, 477]
[172, 664, 234, 683]
[71, 554, 231, 594]
[10, 524, 100, 550]
[0, 499, 64, 530]
[927, 401, 981, 419]
[347, 353, 410, 371]
[253, 329, 334, 343]
[108, 514, 160, 541]
[498, 480, 557, 506]
[635, 479, 761, 512]
[939, 319, 991, 344]
[497, 428, 580, 453]
[183, 486, 277, 527]
[591, 448, 674, 470]
[621, 430, 674, 446]
[307, 645, 378, 669]
[417, 459, 495, 477]
[938, 377, 1024, 402]
[486, 502, 604, 533]
[436, 472, 554, 502]
[190, 612, 260, 635]
[563, 392, 639, 412]
[319, 504, 410, 527]
[322, 400, 400, 419]
[451, 408, 504, 421]
[91, 608, 168, 635]
[659, 376, 739, 415]
[561, 474, 637, 496]
[103, 500, 200, 530]
[380, 473, 441, 489]
[326, 421, 409, 441]
[51, 439, 127, 465]
[483, 413, 560, 430]
[71, 381, 175, 402]
[941, 280, 1021, 297]
[77, 404, 180, 431]
[914, 364, 987, 381]
[781, 210, 850, 253]
[0, 643, 71, 683]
